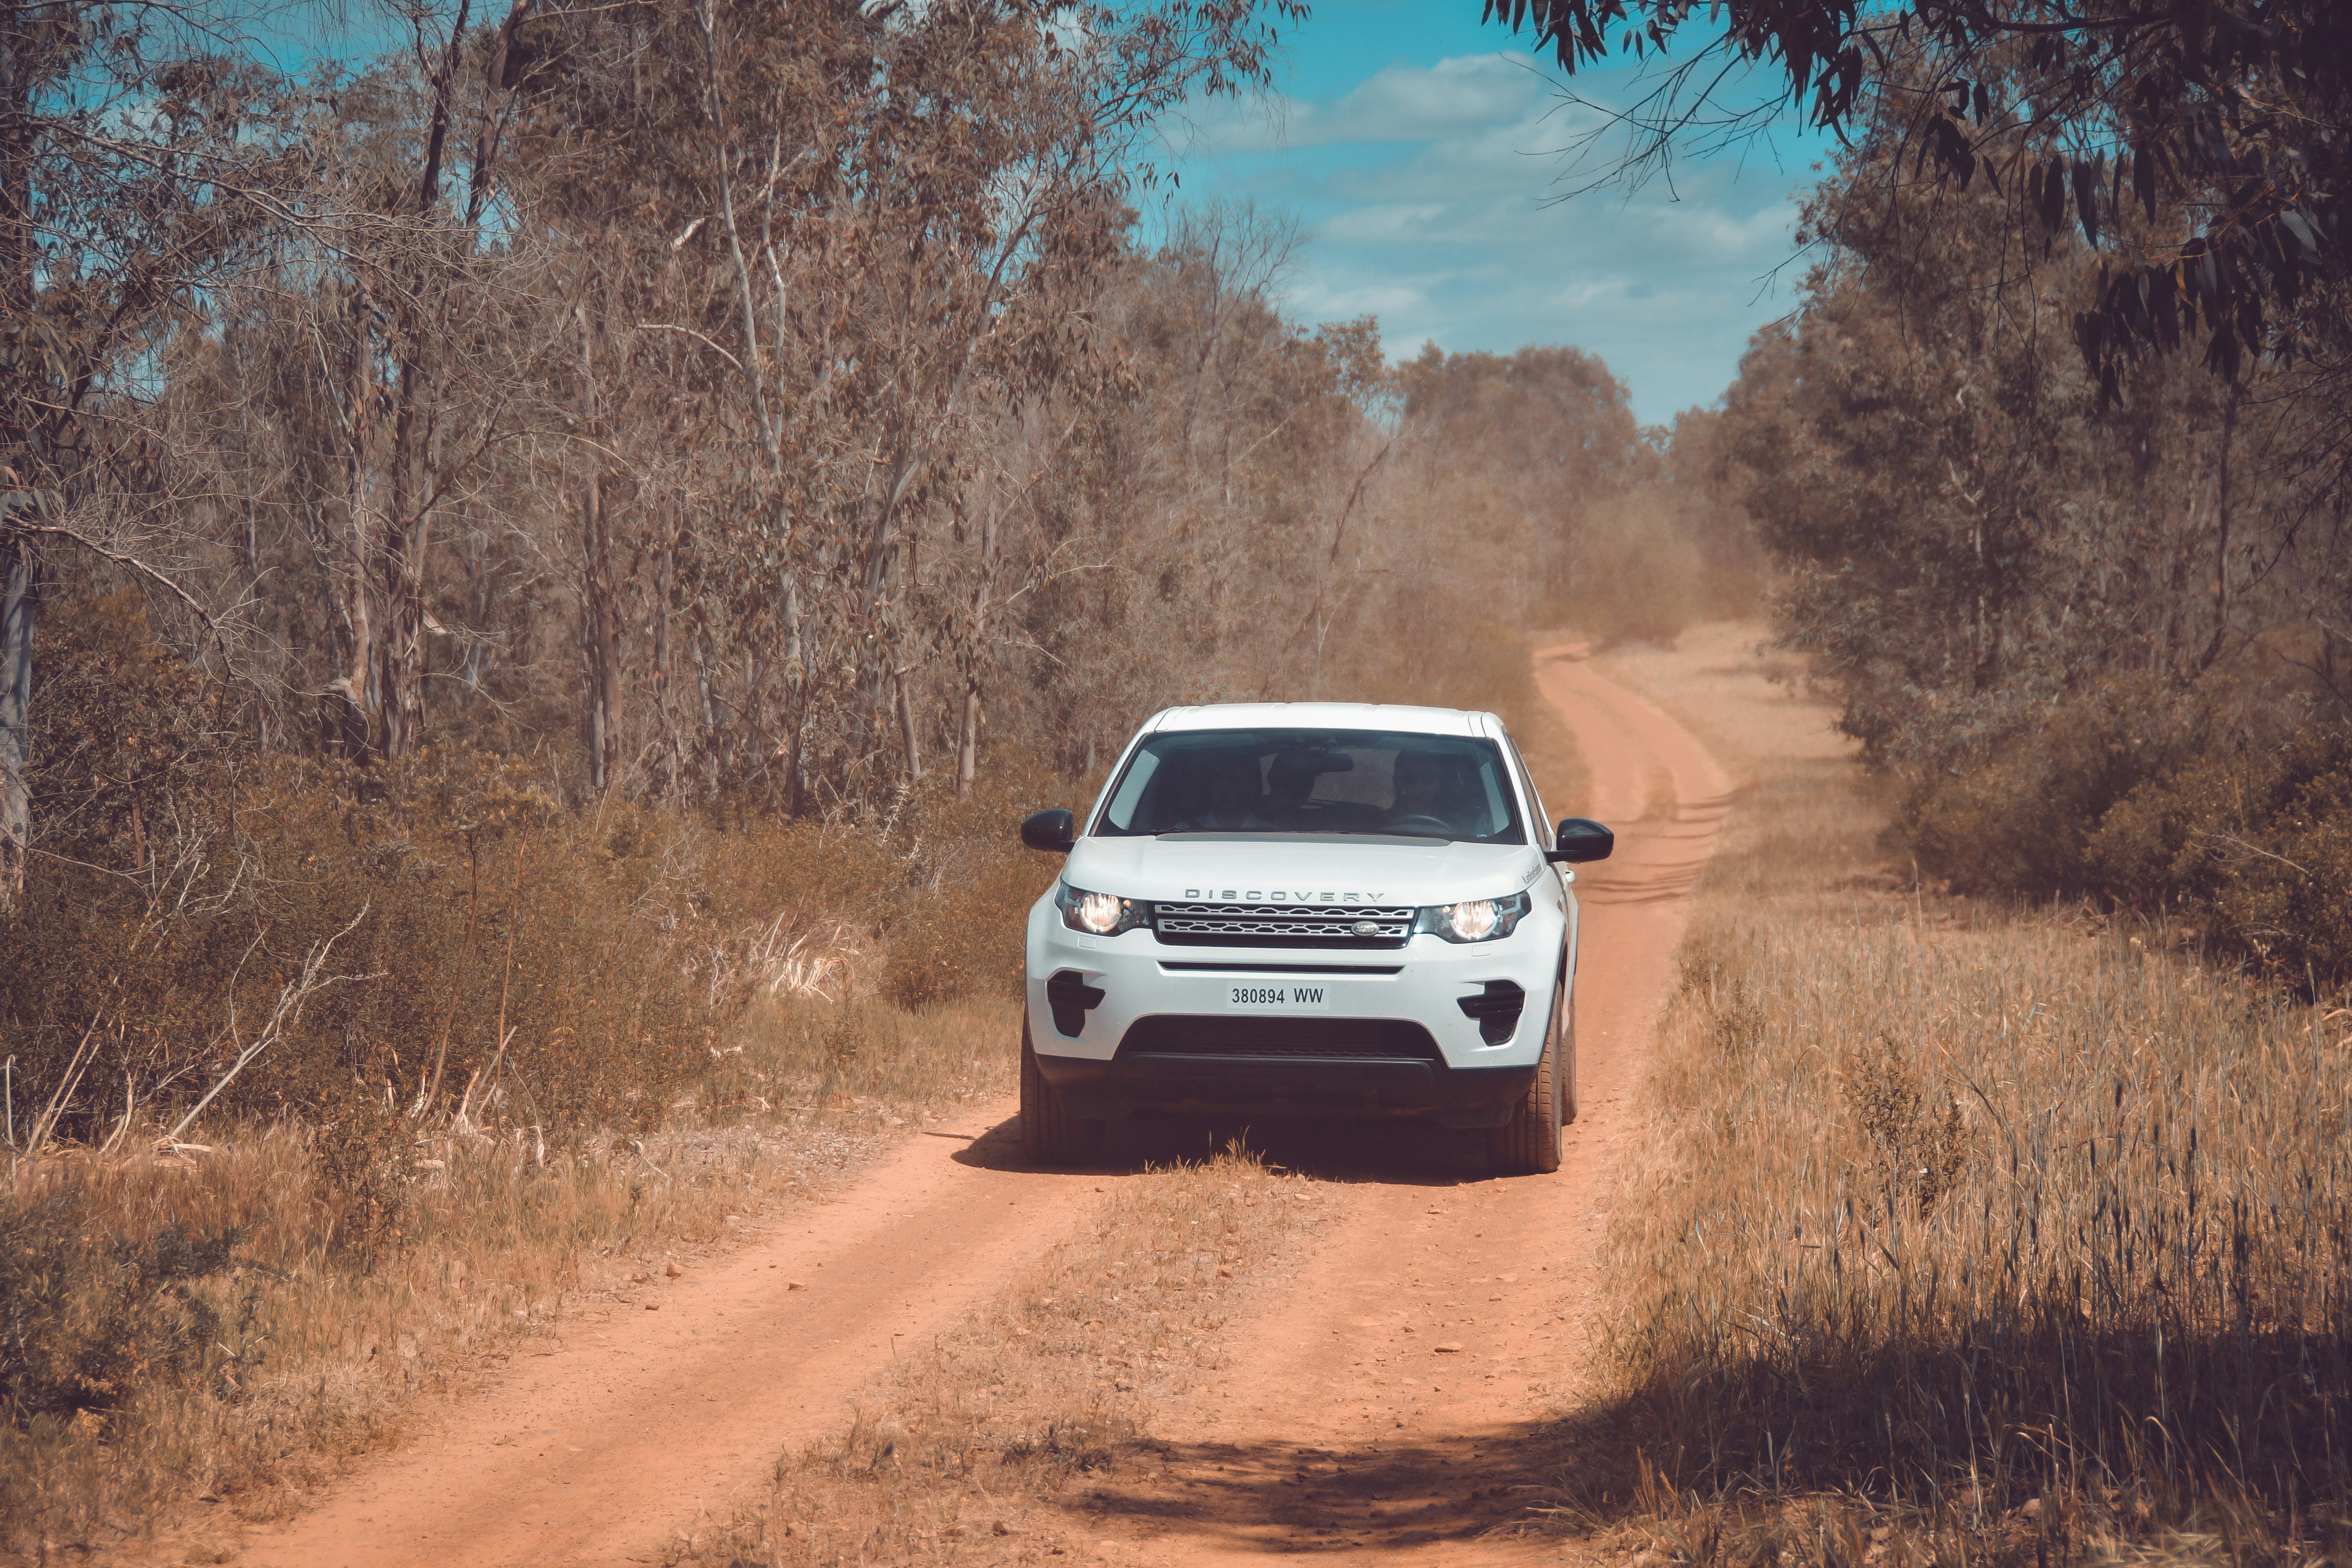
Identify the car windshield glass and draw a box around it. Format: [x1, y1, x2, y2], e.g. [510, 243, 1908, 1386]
[1094, 729, 1524, 843]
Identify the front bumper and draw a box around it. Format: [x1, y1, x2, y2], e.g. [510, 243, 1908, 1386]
[1024, 901, 1563, 1125]
[1029, 1047, 1538, 1127]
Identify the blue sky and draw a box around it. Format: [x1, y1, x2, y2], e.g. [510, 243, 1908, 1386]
[1156, 0, 1831, 423]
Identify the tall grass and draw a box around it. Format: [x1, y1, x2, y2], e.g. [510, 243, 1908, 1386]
[1581, 655, 2352, 1556]
[1631, 912, 2352, 1506]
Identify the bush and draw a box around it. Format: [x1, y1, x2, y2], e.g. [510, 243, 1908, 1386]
[0, 589, 1059, 1145]
[880, 854, 1053, 1010]
[310, 1076, 413, 1257]
[1891, 674, 2352, 987]
[1894, 675, 2211, 896]
[2089, 727, 2352, 984]
[1, 590, 966, 1137]
[5, 751, 736, 1137]
[0, 1185, 238, 1425]
[878, 771, 1069, 1011]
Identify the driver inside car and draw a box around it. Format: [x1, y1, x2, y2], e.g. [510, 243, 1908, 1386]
[1388, 748, 1483, 836]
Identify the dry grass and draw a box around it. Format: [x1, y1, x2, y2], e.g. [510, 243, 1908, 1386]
[673, 1142, 1329, 1568]
[1554, 634, 2352, 1566]
[0, 993, 1020, 1559]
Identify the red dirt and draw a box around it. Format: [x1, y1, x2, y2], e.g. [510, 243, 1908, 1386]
[232, 643, 1734, 1568]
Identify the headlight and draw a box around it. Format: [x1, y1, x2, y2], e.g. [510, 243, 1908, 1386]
[1416, 891, 1531, 943]
[1057, 883, 1150, 936]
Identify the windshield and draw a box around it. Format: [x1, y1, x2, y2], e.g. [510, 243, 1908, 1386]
[1093, 729, 1525, 843]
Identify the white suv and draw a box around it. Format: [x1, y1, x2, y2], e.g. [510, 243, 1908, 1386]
[1016, 703, 1613, 1174]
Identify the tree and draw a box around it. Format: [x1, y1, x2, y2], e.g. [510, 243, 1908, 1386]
[1394, 343, 1640, 613]
[1715, 71, 2348, 856]
[1483, 0, 2352, 404]
[0, 1, 299, 912]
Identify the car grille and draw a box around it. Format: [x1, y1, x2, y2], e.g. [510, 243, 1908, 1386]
[1118, 1015, 1441, 1060]
[1151, 902, 1415, 949]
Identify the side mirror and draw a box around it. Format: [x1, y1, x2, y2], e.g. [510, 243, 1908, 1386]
[1020, 808, 1076, 854]
[1550, 817, 1614, 864]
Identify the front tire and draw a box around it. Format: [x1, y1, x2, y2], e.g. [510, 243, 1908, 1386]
[1021, 1015, 1104, 1166]
[1492, 973, 1566, 1175]
[1558, 981, 1578, 1126]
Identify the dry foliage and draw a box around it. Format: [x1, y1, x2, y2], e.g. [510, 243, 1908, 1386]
[0, 994, 1018, 1556]
[1560, 653, 2352, 1564]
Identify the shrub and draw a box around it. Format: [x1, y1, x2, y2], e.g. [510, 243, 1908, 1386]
[310, 1076, 413, 1257]
[2089, 726, 2352, 984]
[0, 1185, 238, 1425]
[878, 770, 1068, 1011]
[880, 853, 1053, 1011]
[1893, 674, 2211, 897]
[1889, 674, 2352, 988]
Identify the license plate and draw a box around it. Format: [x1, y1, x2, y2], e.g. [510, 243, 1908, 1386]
[1223, 981, 1332, 1012]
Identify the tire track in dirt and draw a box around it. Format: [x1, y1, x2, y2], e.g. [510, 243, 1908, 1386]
[1068, 645, 1734, 1564]
[233, 1119, 1104, 1568]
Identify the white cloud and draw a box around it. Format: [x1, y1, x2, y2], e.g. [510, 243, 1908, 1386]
[1165, 47, 1822, 419]
[1320, 203, 1452, 242]
[1174, 53, 1542, 157]
[1285, 278, 1429, 318]
[1304, 55, 1543, 146]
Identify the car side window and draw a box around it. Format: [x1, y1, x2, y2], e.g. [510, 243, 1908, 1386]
[1505, 738, 1552, 851]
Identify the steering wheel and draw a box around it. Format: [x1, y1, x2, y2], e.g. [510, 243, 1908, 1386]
[1384, 813, 1454, 835]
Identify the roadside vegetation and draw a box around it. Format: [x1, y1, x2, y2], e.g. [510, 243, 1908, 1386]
[1553, 637, 2352, 1567]
[1529, 6, 2352, 1539]
[1709, 71, 2352, 990]
[3, 994, 1017, 1553]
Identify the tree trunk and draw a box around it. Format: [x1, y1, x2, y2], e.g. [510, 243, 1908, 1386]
[2198, 386, 2241, 674]
[954, 497, 999, 797]
[895, 666, 922, 782]
[326, 282, 375, 757]
[583, 473, 621, 792]
[462, 499, 491, 704]
[956, 686, 980, 796]
[379, 350, 438, 760]
[0, 532, 35, 918]
[654, 505, 675, 793]
[576, 301, 621, 793]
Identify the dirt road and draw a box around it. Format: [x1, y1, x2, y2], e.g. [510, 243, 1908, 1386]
[235, 643, 1734, 1568]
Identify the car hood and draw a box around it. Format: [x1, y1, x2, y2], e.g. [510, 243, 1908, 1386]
[1064, 834, 1544, 906]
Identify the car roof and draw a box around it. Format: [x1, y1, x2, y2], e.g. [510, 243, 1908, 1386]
[1145, 702, 1494, 739]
